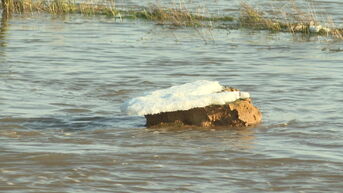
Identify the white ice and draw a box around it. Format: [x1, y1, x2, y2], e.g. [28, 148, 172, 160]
[121, 80, 250, 116]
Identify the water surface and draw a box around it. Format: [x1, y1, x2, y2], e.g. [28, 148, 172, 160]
[1, 0, 343, 192]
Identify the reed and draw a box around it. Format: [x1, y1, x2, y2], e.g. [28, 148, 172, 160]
[1, 0, 342, 39]
[127, 4, 233, 27]
[239, 2, 284, 32]
[1, 0, 233, 26]
[144, 5, 202, 27]
[239, 2, 343, 39]
[0, 0, 119, 16]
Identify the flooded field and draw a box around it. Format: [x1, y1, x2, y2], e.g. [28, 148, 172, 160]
[1, 0, 343, 192]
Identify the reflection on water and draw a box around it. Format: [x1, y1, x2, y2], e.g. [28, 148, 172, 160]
[0, 0, 343, 192]
[0, 10, 9, 55]
[147, 126, 256, 150]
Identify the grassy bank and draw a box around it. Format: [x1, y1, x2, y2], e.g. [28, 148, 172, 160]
[1, 0, 342, 39]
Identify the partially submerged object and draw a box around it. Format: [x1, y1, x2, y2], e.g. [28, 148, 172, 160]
[309, 21, 331, 33]
[122, 80, 262, 128]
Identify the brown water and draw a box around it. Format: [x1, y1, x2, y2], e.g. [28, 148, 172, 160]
[1, 0, 343, 192]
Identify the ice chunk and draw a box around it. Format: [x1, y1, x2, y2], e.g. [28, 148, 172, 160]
[121, 80, 250, 116]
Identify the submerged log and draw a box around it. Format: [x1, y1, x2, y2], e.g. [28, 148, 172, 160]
[145, 97, 262, 128]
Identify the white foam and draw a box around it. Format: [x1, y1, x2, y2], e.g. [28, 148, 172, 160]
[309, 21, 331, 33]
[121, 80, 250, 116]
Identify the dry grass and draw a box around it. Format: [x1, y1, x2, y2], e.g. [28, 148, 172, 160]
[130, 4, 233, 27]
[239, 2, 343, 39]
[1, 0, 342, 39]
[1, 0, 233, 27]
[239, 2, 283, 32]
[1, 0, 119, 16]
[151, 5, 201, 26]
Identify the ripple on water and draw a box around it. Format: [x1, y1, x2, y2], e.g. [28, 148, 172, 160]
[1, 3, 343, 192]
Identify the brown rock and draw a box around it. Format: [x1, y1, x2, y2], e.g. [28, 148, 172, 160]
[145, 98, 262, 128]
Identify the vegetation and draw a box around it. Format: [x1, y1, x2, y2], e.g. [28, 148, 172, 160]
[133, 5, 233, 27]
[1, 0, 119, 15]
[239, 2, 343, 39]
[0, 0, 342, 39]
[0, 0, 233, 27]
[239, 3, 285, 32]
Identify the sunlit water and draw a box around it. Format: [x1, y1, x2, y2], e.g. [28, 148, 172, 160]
[1, 0, 343, 192]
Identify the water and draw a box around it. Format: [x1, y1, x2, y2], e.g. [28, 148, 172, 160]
[1, 0, 343, 192]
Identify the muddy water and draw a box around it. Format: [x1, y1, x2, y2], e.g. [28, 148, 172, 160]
[1, 0, 343, 192]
